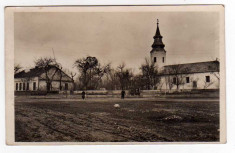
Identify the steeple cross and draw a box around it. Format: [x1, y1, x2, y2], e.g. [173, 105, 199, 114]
[157, 19, 159, 25]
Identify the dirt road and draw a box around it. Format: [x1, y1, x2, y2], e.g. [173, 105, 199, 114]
[15, 97, 219, 142]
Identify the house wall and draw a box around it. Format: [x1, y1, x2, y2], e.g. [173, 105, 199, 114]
[38, 80, 74, 91]
[39, 67, 73, 82]
[14, 77, 39, 91]
[159, 72, 219, 90]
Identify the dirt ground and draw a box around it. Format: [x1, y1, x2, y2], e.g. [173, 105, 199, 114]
[15, 97, 219, 142]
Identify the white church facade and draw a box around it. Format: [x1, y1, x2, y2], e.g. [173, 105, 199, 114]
[150, 20, 220, 90]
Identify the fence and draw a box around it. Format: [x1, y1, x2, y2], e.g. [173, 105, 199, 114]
[15, 89, 219, 98]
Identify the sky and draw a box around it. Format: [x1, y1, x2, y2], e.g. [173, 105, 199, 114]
[14, 11, 220, 74]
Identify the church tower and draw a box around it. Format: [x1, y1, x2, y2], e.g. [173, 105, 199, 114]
[150, 19, 166, 71]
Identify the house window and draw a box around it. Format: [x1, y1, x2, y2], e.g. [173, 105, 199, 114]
[186, 77, 190, 83]
[19, 83, 22, 91]
[162, 57, 165, 63]
[173, 77, 177, 84]
[206, 76, 210, 82]
[65, 83, 68, 90]
[154, 57, 157, 63]
[23, 83, 26, 91]
[33, 82, 36, 91]
[26, 82, 29, 91]
[16, 83, 18, 91]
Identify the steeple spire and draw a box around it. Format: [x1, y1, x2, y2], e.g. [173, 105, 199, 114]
[151, 19, 165, 52]
[155, 19, 161, 36]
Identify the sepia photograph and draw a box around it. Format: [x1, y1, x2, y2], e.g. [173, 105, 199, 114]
[5, 5, 225, 144]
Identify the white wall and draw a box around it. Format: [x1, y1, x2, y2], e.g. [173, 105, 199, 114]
[38, 80, 74, 91]
[151, 50, 166, 70]
[14, 77, 39, 91]
[14, 77, 74, 91]
[159, 72, 220, 90]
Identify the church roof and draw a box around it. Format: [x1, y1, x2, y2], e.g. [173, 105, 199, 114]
[151, 19, 166, 53]
[161, 60, 220, 75]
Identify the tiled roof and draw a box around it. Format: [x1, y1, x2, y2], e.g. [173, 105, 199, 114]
[14, 66, 73, 82]
[162, 60, 219, 75]
[14, 67, 45, 78]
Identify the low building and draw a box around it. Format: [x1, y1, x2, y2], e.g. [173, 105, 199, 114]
[14, 65, 74, 92]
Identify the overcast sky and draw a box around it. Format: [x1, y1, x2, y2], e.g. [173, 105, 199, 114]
[14, 12, 220, 73]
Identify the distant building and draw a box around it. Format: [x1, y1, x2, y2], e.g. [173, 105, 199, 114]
[150, 20, 220, 90]
[14, 66, 74, 92]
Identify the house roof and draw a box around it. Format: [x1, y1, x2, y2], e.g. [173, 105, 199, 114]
[14, 66, 73, 82]
[14, 66, 45, 78]
[161, 60, 220, 75]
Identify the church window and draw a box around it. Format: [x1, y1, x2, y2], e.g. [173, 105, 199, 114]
[206, 76, 210, 82]
[154, 57, 157, 63]
[186, 77, 190, 83]
[173, 77, 177, 84]
[16, 83, 18, 91]
[19, 83, 22, 90]
[162, 57, 165, 63]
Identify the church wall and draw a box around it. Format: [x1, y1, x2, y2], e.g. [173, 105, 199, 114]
[151, 51, 166, 70]
[159, 72, 219, 90]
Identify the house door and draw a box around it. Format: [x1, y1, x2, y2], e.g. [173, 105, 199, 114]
[65, 83, 68, 91]
[193, 81, 197, 89]
[47, 82, 51, 91]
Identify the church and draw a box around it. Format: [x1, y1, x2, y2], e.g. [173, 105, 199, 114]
[150, 20, 220, 90]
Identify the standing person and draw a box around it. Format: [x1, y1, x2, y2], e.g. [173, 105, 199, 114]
[121, 90, 125, 99]
[82, 90, 86, 100]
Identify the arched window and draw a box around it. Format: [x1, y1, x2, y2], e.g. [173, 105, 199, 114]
[154, 57, 157, 63]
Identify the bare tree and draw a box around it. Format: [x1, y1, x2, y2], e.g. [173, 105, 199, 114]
[140, 58, 160, 90]
[102, 68, 120, 90]
[14, 64, 22, 74]
[34, 57, 60, 91]
[74, 56, 111, 90]
[63, 68, 77, 91]
[115, 63, 133, 90]
[74, 56, 98, 89]
[57, 65, 64, 90]
[203, 79, 214, 89]
[164, 64, 189, 90]
[163, 75, 174, 91]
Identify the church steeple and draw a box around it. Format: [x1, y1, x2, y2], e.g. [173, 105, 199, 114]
[150, 19, 166, 70]
[151, 19, 166, 52]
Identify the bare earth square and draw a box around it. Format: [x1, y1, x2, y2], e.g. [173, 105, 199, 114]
[15, 97, 219, 142]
